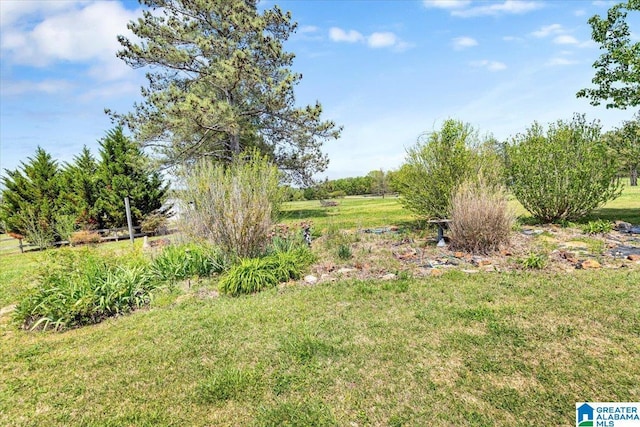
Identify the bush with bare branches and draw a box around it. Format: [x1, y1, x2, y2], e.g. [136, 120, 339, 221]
[449, 180, 514, 254]
[180, 152, 283, 259]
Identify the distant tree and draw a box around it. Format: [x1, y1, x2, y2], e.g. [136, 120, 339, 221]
[94, 127, 169, 228]
[109, 0, 341, 183]
[368, 169, 391, 198]
[577, 0, 640, 109]
[605, 114, 640, 185]
[0, 147, 61, 246]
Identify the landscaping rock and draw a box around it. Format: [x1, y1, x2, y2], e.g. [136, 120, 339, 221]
[429, 269, 444, 277]
[628, 254, 640, 262]
[461, 269, 479, 274]
[336, 267, 357, 274]
[304, 275, 318, 284]
[578, 259, 601, 269]
[381, 273, 397, 280]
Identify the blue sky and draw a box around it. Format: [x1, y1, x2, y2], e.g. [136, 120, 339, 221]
[1, 0, 638, 181]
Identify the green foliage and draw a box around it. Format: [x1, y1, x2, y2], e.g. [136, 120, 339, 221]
[582, 219, 614, 234]
[14, 249, 159, 331]
[219, 247, 314, 296]
[0, 147, 62, 246]
[181, 151, 283, 259]
[395, 119, 495, 219]
[149, 243, 225, 284]
[517, 253, 547, 270]
[110, 0, 341, 182]
[507, 115, 622, 222]
[140, 212, 169, 235]
[336, 244, 352, 260]
[218, 258, 279, 296]
[577, 0, 640, 109]
[605, 114, 640, 185]
[94, 127, 168, 228]
[368, 169, 392, 197]
[58, 146, 100, 229]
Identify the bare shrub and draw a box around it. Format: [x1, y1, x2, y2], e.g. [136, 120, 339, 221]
[70, 230, 102, 246]
[180, 151, 283, 259]
[449, 179, 514, 254]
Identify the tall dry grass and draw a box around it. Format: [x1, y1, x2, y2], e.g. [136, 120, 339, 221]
[449, 180, 514, 254]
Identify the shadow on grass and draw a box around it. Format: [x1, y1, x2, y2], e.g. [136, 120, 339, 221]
[280, 208, 330, 221]
[588, 208, 640, 225]
[517, 208, 640, 227]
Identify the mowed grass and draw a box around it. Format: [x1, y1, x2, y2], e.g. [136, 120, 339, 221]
[281, 182, 640, 231]
[1, 184, 639, 426]
[1, 270, 639, 426]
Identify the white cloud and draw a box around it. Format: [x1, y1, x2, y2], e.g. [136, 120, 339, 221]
[470, 60, 507, 71]
[298, 25, 318, 34]
[531, 24, 565, 38]
[452, 0, 543, 17]
[329, 27, 410, 51]
[0, 2, 140, 81]
[553, 35, 579, 45]
[452, 36, 478, 49]
[423, 0, 471, 9]
[0, 79, 75, 96]
[367, 32, 398, 48]
[329, 27, 364, 43]
[546, 57, 578, 66]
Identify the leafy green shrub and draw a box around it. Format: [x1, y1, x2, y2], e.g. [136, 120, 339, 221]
[506, 115, 621, 222]
[449, 179, 514, 254]
[141, 212, 169, 235]
[581, 219, 613, 234]
[219, 248, 315, 296]
[14, 249, 159, 331]
[327, 190, 346, 198]
[149, 243, 225, 283]
[394, 120, 504, 220]
[180, 151, 283, 259]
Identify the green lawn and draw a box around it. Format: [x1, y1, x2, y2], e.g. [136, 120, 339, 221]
[1, 270, 639, 426]
[1, 184, 639, 426]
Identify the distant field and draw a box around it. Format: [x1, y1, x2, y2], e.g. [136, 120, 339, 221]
[281, 182, 640, 231]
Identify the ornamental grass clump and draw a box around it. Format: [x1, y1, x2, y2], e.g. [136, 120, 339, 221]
[14, 249, 159, 331]
[149, 243, 225, 284]
[449, 179, 514, 254]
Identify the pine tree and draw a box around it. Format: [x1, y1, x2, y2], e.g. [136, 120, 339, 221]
[94, 127, 168, 228]
[108, 0, 341, 183]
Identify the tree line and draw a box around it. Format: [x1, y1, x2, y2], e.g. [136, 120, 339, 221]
[0, 127, 168, 246]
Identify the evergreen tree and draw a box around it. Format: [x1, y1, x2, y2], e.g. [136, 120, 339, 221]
[59, 146, 100, 228]
[108, 0, 341, 183]
[95, 127, 169, 228]
[0, 147, 61, 246]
